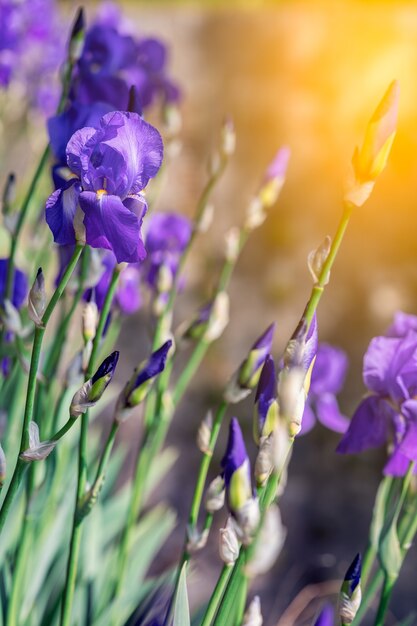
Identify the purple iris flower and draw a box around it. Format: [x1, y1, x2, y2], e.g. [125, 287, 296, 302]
[0, 259, 28, 309]
[45, 111, 163, 264]
[0, 0, 64, 114]
[144, 212, 192, 290]
[337, 312, 417, 475]
[313, 604, 334, 626]
[300, 343, 349, 435]
[84, 252, 142, 315]
[72, 14, 180, 112]
[254, 354, 278, 443]
[221, 417, 253, 515]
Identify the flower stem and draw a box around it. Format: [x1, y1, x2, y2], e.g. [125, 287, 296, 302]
[200, 565, 233, 626]
[373, 576, 395, 626]
[60, 267, 119, 626]
[303, 203, 353, 327]
[173, 340, 210, 407]
[0, 244, 83, 535]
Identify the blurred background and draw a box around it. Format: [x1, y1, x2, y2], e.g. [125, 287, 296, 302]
[3, 0, 417, 623]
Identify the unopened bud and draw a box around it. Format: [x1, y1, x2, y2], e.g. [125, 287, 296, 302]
[70, 351, 119, 417]
[244, 197, 266, 231]
[225, 227, 241, 263]
[308, 236, 331, 284]
[205, 476, 225, 513]
[20, 422, 56, 462]
[255, 435, 273, 487]
[220, 117, 236, 157]
[163, 103, 182, 136]
[69, 7, 85, 63]
[197, 411, 212, 453]
[82, 300, 98, 343]
[246, 505, 286, 578]
[277, 366, 306, 437]
[259, 147, 290, 209]
[0, 443, 6, 486]
[28, 268, 46, 327]
[219, 517, 240, 565]
[205, 291, 229, 342]
[157, 264, 173, 294]
[234, 497, 261, 546]
[340, 554, 362, 625]
[208, 151, 221, 177]
[2, 173, 16, 215]
[271, 419, 292, 475]
[1, 300, 24, 336]
[186, 526, 209, 553]
[242, 596, 263, 626]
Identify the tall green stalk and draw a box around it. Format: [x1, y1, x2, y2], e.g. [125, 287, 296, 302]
[60, 267, 120, 626]
[0, 244, 84, 535]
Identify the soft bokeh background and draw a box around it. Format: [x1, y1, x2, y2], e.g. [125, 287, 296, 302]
[3, 0, 417, 623]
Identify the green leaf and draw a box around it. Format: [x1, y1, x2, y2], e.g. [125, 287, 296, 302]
[370, 476, 394, 550]
[173, 564, 190, 626]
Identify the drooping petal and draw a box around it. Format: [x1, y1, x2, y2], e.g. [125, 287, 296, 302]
[66, 127, 96, 178]
[311, 343, 348, 395]
[383, 447, 413, 477]
[337, 395, 392, 454]
[363, 336, 400, 395]
[45, 178, 82, 245]
[385, 311, 417, 338]
[316, 393, 349, 433]
[80, 191, 145, 263]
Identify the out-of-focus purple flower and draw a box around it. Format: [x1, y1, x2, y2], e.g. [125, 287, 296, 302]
[0, 0, 65, 114]
[337, 312, 417, 475]
[300, 343, 349, 435]
[313, 604, 334, 626]
[221, 418, 252, 515]
[144, 212, 192, 290]
[72, 12, 180, 112]
[84, 252, 142, 315]
[253, 355, 278, 443]
[45, 111, 163, 263]
[0, 259, 28, 309]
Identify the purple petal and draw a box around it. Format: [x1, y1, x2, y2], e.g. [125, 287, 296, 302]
[385, 311, 417, 338]
[265, 146, 291, 182]
[336, 395, 392, 454]
[311, 343, 348, 395]
[117, 265, 142, 314]
[255, 355, 277, 432]
[313, 604, 334, 626]
[80, 191, 145, 264]
[299, 402, 317, 435]
[0, 259, 28, 309]
[66, 127, 96, 178]
[45, 179, 82, 245]
[383, 447, 413, 477]
[315, 393, 349, 433]
[145, 212, 192, 255]
[221, 417, 249, 487]
[132, 340, 172, 390]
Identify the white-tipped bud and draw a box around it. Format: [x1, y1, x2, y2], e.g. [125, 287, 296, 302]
[20, 422, 56, 462]
[163, 103, 182, 136]
[205, 476, 225, 513]
[28, 268, 46, 327]
[244, 197, 266, 231]
[277, 367, 306, 437]
[242, 596, 263, 626]
[340, 586, 362, 625]
[220, 117, 236, 157]
[82, 300, 98, 344]
[1, 300, 24, 336]
[219, 516, 240, 565]
[308, 236, 331, 285]
[70, 379, 94, 417]
[204, 291, 229, 342]
[186, 526, 209, 554]
[271, 420, 292, 475]
[196, 202, 214, 233]
[225, 227, 241, 263]
[246, 505, 286, 578]
[157, 264, 173, 294]
[0, 443, 6, 486]
[255, 435, 273, 487]
[234, 497, 261, 546]
[197, 411, 212, 454]
[208, 152, 221, 177]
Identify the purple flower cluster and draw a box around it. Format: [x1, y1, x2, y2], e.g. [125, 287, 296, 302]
[46, 111, 163, 263]
[338, 312, 417, 475]
[0, 0, 64, 114]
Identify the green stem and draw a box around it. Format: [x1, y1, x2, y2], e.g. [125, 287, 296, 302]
[373, 576, 395, 626]
[303, 203, 353, 326]
[200, 565, 233, 626]
[173, 340, 209, 407]
[0, 245, 83, 535]
[60, 267, 120, 626]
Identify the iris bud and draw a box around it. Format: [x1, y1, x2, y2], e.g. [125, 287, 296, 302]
[69, 8, 85, 64]
[224, 227, 241, 263]
[253, 355, 279, 444]
[70, 351, 119, 418]
[220, 117, 236, 157]
[186, 526, 209, 554]
[308, 235, 331, 285]
[197, 411, 212, 454]
[219, 517, 240, 565]
[20, 422, 56, 462]
[246, 505, 286, 578]
[82, 300, 98, 344]
[242, 596, 263, 626]
[225, 323, 275, 404]
[204, 475, 225, 513]
[28, 268, 46, 327]
[340, 553, 362, 625]
[180, 292, 229, 344]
